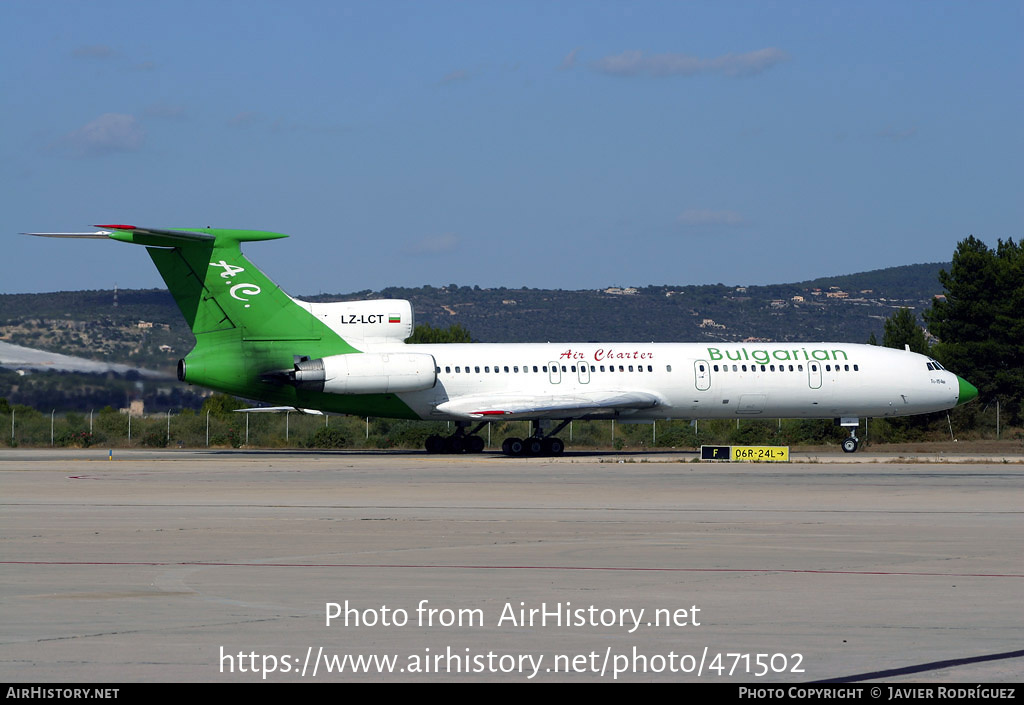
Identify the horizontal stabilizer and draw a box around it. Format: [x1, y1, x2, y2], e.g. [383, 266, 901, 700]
[233, 406, 325, 415]
[25, 224, 288, 248]
[23, 231, 111, 238]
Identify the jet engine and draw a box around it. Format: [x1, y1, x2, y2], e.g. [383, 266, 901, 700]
[288, 352, 436, 395]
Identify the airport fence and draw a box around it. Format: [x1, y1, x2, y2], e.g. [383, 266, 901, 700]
[0, 401, 1017, 451]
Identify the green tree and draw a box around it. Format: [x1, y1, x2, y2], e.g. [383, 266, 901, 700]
[201, 393, 244, 417]
[882, 308, 929, 354]
[406, 322, 473, 344]
[924, 236, 1024, 423]
[305, 426, 347, 449]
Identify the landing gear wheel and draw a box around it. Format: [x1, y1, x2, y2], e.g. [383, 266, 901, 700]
[466, 435, 485, 454]
[502, 437, 524, 456]
[842, 437, 860, 453]
[425, 435, 445, 454]
[445, 435, 466, 454]
[542, 437, 565, 456]
[524, 437, 544, 456]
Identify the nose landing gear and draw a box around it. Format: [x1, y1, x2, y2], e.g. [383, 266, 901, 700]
[838, 417, 861, 453]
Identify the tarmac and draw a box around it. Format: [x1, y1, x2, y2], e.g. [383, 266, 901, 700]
[2, 447, 1022, 683]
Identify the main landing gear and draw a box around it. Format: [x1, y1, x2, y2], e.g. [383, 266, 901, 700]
[501, 420, 568, 457]
[424, 420, 569, 456]
[424, 421, 486, 454]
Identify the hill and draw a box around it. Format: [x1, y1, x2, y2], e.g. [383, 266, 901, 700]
[0, 262, 948, 367]
[317, 261, 949, 344]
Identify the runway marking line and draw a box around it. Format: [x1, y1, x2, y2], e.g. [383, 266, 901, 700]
[4, 560, 1023, 578]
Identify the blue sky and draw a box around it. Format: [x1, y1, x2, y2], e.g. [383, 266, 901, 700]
[3, 1, 1021, 295]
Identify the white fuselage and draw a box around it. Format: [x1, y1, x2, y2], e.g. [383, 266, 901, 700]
[369, 341, 960, 422]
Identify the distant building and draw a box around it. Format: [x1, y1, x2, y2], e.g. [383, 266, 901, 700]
[120, 399, 144, 417]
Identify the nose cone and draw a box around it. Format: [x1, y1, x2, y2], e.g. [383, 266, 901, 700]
[956, 376, 979, 406]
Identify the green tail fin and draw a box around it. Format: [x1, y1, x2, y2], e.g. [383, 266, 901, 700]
[104, 225, 324, 342]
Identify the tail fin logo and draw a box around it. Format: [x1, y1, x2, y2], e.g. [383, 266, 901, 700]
[211, 259, 262, 309]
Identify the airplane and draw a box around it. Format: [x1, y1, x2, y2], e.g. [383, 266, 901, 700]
[27, 225, 978, 455]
